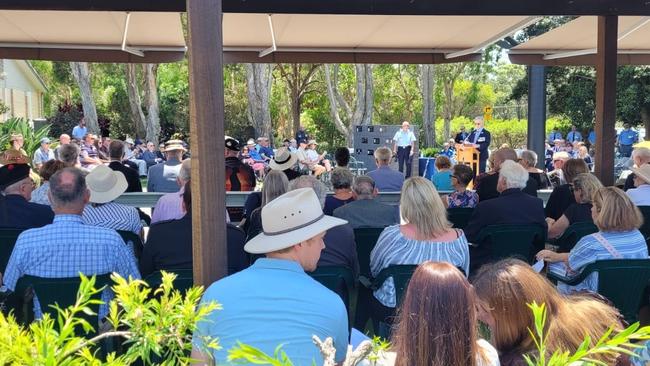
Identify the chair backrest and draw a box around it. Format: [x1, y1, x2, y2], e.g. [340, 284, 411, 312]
[555, 221, 598, 253]
[372, 264, 418, 308]
[637, 206, 650, 249]
[0, 228, 23, 273]
[14, 273, 112, 331]
[478, 224, 546, 263]
[447, 208, 474, 229]
[117, 230, 144, 261]
[227, 223, 249, 274]
[353, 227, 385, 278]
[583, 259, 650, 324]
[309, 266, 355, 313]
[144, 269, 194, 294]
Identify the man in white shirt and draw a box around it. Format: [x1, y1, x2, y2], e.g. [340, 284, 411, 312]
[392, 121, 417, 178]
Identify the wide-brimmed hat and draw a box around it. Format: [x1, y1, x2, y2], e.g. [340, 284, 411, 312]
[225, 136, 240, 151]
[244, 188, 347, 254]
[633, 164, 650, 185]
[86, 165, 128, 203]
[308, 139, 318, 146]
[165, 139, 187, 152]
[269, 147, 298, 171]
[9, 133, 23, 142]
[0, 163, 30, 190]
[246, 138, 256, 146]
[124, 138, 135, 145]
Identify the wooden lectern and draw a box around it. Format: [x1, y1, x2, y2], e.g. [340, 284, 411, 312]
[455, 144, 480, 176]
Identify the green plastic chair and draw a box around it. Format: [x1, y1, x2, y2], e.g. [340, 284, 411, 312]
[309, 266, 355, 323]
[552, 222, 598, 253]
[476, 224, 546, 263]
[0, 228, 22, 273]
[352, 227, 384, 331]
[117, 230, 144, 261]
[547, 259, 650, 324]
[370, 264, 418, 338]
[144, 269, 194, 294]
[447, 208, 474, 229]
[353, 227, 385, 281]
[13, 274, 113, 333]
[637, 206, 650, 250]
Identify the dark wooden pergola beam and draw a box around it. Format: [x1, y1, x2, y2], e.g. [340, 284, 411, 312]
[593, 15, 618, 187]
[1, 0, 649, 15]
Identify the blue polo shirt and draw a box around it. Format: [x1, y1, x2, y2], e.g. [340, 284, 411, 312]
[194, 258, 349, 364]
[393, 129, 416, 147]
[619, 129, 639, 146]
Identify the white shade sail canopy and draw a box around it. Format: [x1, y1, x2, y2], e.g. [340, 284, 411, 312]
[222, 13, 539, 64]
[0, 10, 186, 63]
[509, 16, 650, 65]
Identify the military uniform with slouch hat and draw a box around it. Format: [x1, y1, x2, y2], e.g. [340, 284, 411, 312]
[224, 136, 255, 191]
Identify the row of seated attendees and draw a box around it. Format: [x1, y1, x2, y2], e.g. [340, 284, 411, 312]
[4, 133, 650, 364]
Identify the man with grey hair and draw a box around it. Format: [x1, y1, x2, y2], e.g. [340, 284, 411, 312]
[290, 176, 359, 278]
[2, 167, 140, 319]
[624, 147, 650, 191]
[152, 159, 191, 224]
[367, 146, 405, 192]
[464, 160, 546, 271]
[476, 147, 538, 201]
[463, 116, 491, 173]
[57, 143, 81, 168]
[333, 176, 399, 229]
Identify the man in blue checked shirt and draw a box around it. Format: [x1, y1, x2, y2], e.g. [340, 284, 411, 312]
[2, 167, 140, 319]
[617, 123, 639, 157]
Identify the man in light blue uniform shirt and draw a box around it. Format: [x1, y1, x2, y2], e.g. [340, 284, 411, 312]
[617, 123, 639, 157]
[392, 121, 417, 178]
[547, 127, 563, 145]
[566, 125, 582, 143]
[588, 130, 596, 146]
[71, 117, 87, 141]
[192, 188, 349, 365]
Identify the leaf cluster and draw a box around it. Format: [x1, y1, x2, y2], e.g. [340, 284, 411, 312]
[0, 272, 220, 365]
[0, 117, 52, 158]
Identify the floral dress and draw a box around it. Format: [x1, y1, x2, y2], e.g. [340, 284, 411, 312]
[447, 190, 479, 209]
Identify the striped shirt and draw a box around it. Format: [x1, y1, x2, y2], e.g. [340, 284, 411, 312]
[370, 225, 470, 307]
[3, 214, 140, 318]
[551, 230, 648, 294]
[83, 202, 142, 234]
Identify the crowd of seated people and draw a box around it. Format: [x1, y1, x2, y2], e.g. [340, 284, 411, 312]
[6, 125, 650, 366]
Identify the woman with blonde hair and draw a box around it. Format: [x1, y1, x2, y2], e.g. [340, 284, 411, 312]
[369, 177, 469, 323]
[538, 187, 648, 293]
[473, 258, 625, 366]
[546, 173, 603, 239]
[388, 262, 499, 366]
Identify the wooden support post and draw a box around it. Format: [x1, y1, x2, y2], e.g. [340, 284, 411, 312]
[527, 65, 546, 169]
[187, 0, 227, 285]
[594, 15, 618, 187]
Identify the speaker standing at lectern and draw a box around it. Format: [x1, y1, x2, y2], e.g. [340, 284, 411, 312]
[463, 116, 491, 173]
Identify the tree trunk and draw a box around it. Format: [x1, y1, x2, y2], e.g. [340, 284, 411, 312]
[245, 63, 273, 141]
[420, 64, 436, 148]
[642, 106, 650, 141]
[324, 64, 374, 146]
[69, 62, 99, 134]
[443, 80, 454, 141]
[143, 64, 161, 145]
[125, 64, 147, 138]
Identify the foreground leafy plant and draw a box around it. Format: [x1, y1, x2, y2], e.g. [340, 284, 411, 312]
[524, 302, 650, 366]
[0, 272, 220, 365]
[0, 117, 52, 158]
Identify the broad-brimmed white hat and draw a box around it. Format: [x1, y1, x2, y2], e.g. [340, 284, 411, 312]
[308, 139, 318, 146]
[633, 164, 650, 185]
[244, 188, 347, 254]
[124, 138, 135, 145]
[269, 147, 297, 171]
[165, 139, 187, 152]
[86, 165, 128, 204]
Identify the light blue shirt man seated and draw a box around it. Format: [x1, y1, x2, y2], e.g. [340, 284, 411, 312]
[367, 146, 405, 192]
[192, 188, 349, 365]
